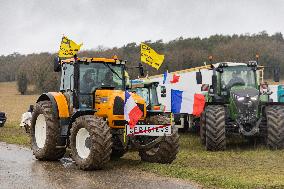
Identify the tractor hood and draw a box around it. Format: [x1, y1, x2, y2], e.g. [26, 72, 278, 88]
[231, 87, 259, 99]
[230, 86, 259, 131]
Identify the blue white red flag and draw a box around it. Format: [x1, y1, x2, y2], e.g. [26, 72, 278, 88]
[124, 91, 143, 128]
[171, 89, 205, 116]
[163, 71, 171, 84]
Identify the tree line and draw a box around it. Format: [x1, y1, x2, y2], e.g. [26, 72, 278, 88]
[0, 31, 283, 94]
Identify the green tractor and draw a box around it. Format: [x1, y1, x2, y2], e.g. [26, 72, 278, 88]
[198, 61, 283, 150]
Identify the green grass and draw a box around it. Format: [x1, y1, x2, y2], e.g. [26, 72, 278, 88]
[0, 122, 30, 146]
[110, 134, 284, 189]
[2, 123, 284, 188]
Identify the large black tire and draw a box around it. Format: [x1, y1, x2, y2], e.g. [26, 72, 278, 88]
[266, 106, 284, 149]
[200, 111, 206, 145]
[111, 134, 127, 159]
[138, 115, 179, 164]
[70, 115, 112, 170]
[31, 101, 66, 160]
[205, 105, 226, 151]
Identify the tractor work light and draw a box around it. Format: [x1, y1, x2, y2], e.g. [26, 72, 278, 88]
[116, 59, 126, 64]
[218, 62, 228, 68]
[247, 61, 258, 67]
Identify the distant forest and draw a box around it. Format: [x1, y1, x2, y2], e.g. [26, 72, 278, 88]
[0, 31, 283, 93]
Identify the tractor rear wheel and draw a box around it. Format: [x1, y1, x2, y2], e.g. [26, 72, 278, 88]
[138, 115, 179, 164]
[266, 106, 284, 149]
[70, 115, 112, 170]
[31, 101, 66, 160]
[205, 105, 226, 151]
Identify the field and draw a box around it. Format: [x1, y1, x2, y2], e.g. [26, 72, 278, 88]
[0, 82, 37, 145]
[1, 82, 284, 188]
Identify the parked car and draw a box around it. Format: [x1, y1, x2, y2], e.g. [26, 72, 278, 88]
[0, 112, 7, 127]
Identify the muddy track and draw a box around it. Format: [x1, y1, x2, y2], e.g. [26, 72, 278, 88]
[0, 142, 198, 189]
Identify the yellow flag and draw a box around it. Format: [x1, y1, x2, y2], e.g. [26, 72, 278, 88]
[58, 36, 83, 58]
[141, 43, 165, 70]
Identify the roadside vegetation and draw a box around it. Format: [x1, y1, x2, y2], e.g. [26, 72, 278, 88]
[0, 31, 284, 95]
[1, 82, 284, 188]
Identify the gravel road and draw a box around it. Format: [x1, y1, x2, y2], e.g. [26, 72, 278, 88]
[0, 142, 198, 189]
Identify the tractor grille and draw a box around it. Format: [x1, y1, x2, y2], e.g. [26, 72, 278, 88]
[113, 96, 144, 116]
[113, 120, 127, 126]
[113, 96, 124, 115]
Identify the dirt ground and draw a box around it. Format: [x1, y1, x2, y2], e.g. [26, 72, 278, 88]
[0, 142, 197, 189]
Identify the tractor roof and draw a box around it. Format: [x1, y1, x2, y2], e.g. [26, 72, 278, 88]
[131, 80, 159, 88]
[60, 57, 126, 64]
[213, 62, 247, 68]
[213, 62, 264, 69]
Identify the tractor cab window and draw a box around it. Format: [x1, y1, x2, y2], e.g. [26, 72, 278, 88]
[135, 88, 150, 106]
[79, 63, 124, 93]
[150, 85, 159, 105]
[60, 63, 74, 91]
[220, 66, 256, 90]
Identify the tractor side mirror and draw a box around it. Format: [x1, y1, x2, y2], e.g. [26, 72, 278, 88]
[196, 71, 202, 84]
[138, 62, 144, 77]
[274, 65, 280, 82]
[54, 57, 61, 72]
[161, 86, 166, 97]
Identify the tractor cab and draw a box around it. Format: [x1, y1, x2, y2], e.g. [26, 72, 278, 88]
[55, 57, 147, 128]
[130, 81, 165, 112]
[215, 62, 258, 102]
[58, 57, 126, 110]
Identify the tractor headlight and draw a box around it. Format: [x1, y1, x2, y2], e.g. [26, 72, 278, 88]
[251, 95, 258, 101]
[237, 97, 245, 101]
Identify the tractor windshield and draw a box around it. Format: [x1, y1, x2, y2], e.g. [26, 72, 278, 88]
[133, 85, 159, 107]
[79, 63, 124, 93]
[135, 88, 150, 105]
[220, 66, 256, 89]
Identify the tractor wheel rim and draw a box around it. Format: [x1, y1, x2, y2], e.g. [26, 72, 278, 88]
[35, 114, 47, 148]
[76, 128, 91, 159]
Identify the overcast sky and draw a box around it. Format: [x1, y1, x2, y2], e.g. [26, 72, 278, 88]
[0, 0, 284, 55]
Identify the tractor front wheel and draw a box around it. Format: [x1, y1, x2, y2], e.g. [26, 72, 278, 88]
[31, 101, 66, 160]
[205, 105, 226, 151]
[138, 115, 179, 164]
[266, 106, 284, 149]
[70, 115, 112, 170]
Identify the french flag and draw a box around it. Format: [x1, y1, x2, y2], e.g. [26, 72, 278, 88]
[124, 91, 143, 128]
[163, 71, 171, 84]
[163, 71, 180, 84]
[171, 89, 205, 116]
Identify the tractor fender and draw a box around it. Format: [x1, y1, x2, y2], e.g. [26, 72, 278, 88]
[70, 110, 96, 125]
[36, 92, 70, 119]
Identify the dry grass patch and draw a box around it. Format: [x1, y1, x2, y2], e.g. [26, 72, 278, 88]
[0, 82, 38, 123]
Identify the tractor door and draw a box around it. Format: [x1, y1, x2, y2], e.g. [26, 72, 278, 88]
[60, 63, 74, 114]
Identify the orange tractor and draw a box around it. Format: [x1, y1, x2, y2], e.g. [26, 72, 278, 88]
[30, 56, 179, 170]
